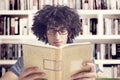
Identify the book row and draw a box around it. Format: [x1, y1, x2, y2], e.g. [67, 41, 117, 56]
[0, 16, 120, 36]
[0, 0, 120, 10]
[103, 64, 120, 78]
[81, 18, 120, 35]
[0, 16, 28, 35]
[94, 44, 120, 60]
[0, 44, 23, 60]
[0, 43, 120, 60]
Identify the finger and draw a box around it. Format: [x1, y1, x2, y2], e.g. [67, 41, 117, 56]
[75, 77, 95, 80]
[71, 72, 96, 79]
[22, 72, 45, 80]
[19, 67, 40, 78]
[71, 63, 97, 79]
[81, 72, 97, 78]
[83, 63, 96, 72]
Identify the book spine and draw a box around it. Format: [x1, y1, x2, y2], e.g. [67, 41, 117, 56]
[55, 48, 62, 80]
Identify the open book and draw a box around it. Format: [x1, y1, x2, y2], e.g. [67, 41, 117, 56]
[23, 42, 94, 80]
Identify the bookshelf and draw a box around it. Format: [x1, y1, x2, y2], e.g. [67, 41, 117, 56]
[0, 0, 120, 78]
[0, 60, 17, 65]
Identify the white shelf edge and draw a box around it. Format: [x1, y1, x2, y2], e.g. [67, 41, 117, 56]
[0, 35, 46, 44]
[0, 60, 17, 65]
[0, 10, 31, 15]
[74, 35, 120, 43]
[77, 10, 120, 15]
[1, 10, 120, 15]
[95, 60, 120, 64]
[0, 35, 36, 39]
[1, 35, 120, 43]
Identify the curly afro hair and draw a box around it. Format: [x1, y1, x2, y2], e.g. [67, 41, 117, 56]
[31, 5, 81, 44]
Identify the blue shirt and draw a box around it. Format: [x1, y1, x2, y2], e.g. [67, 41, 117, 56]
[10, 57, 24, 76]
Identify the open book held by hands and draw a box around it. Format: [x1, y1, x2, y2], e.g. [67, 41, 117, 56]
[23, 42, 94, 80]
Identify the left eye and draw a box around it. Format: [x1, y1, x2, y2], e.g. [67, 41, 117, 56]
[60, 30, 66, 32]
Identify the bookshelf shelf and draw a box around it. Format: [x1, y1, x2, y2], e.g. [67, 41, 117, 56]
[95, 60, 120, 64]
[0, 60, 17, 65]
[1, 10, 119, 19]
[0, 35, 39, 44]
[74, 35, 120, 43]
[0, 35, 120, 44]
[77, 10, 120, 15]
[0, 10, 32, 15]
[77, 10, 120, 18]
[0, 35, 36, 39]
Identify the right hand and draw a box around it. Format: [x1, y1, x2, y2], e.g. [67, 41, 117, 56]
[18, 67, 45, 80]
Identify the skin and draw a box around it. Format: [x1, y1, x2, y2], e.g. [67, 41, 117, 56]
[0, 26, 103, 80]
[47, 25, 68, 47]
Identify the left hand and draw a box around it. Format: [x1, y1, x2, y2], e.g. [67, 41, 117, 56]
[71, 63, 97, 80]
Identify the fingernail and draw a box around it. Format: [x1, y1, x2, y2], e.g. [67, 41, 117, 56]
[83, 63, 87, 66]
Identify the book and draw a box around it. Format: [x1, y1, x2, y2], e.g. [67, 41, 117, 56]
[23, 42, 94, 80]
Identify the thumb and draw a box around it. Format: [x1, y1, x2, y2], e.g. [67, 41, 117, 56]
[83, 63, 96, 72]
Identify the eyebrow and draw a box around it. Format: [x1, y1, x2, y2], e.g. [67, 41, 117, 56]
[47, 27, 67, 29]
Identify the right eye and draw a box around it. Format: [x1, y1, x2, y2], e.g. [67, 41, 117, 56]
[47, 29, 55, 34]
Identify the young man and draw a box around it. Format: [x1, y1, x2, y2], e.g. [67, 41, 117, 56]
[1, 5, 104, 80]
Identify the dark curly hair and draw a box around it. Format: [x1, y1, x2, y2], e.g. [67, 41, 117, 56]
[31, 5, 81, 44]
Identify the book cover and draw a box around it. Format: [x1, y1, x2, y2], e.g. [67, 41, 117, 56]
[23, 42, 94, 80]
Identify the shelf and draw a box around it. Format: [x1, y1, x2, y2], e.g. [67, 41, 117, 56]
[0, 10, 37, 18]
[0, 35, 36, 44]
[0, 35, 36, 39]
[0, 35, 120, 44]
[1, 10, 120, 17]
[95, 60, 120, 64]
[0, 60, 17, 65]
[1, 10, 119, 15]
[74, 35, 120, 43]
[0, 35, 46, 44]
[0, 10, 32, 15]
[1, 35, 120, 44]
[77, 10, 120, 18]
[77, 10, 120, 15]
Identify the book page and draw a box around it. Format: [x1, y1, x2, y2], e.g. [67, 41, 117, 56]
[23, 44, 59, 80]
[62, 43, 94, 80]
[23, 43, 94, 80]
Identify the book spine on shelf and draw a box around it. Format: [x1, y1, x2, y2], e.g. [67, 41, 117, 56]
[0, 44, 22, 60]
[0, 0, 120, 10]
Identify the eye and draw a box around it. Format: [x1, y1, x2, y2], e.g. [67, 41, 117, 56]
[47, 29, 55, 32]
[60, 28, 68, 33]
[61, 29, 67, 32]
[47, 29, 56, 34]
[49, 29, 55, 32]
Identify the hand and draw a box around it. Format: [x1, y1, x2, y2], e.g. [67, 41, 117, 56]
[18, 67, 45, 80]
[71, 63, 97, 80]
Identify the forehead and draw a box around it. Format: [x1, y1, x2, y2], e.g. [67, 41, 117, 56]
[47, 25, 67, 29]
